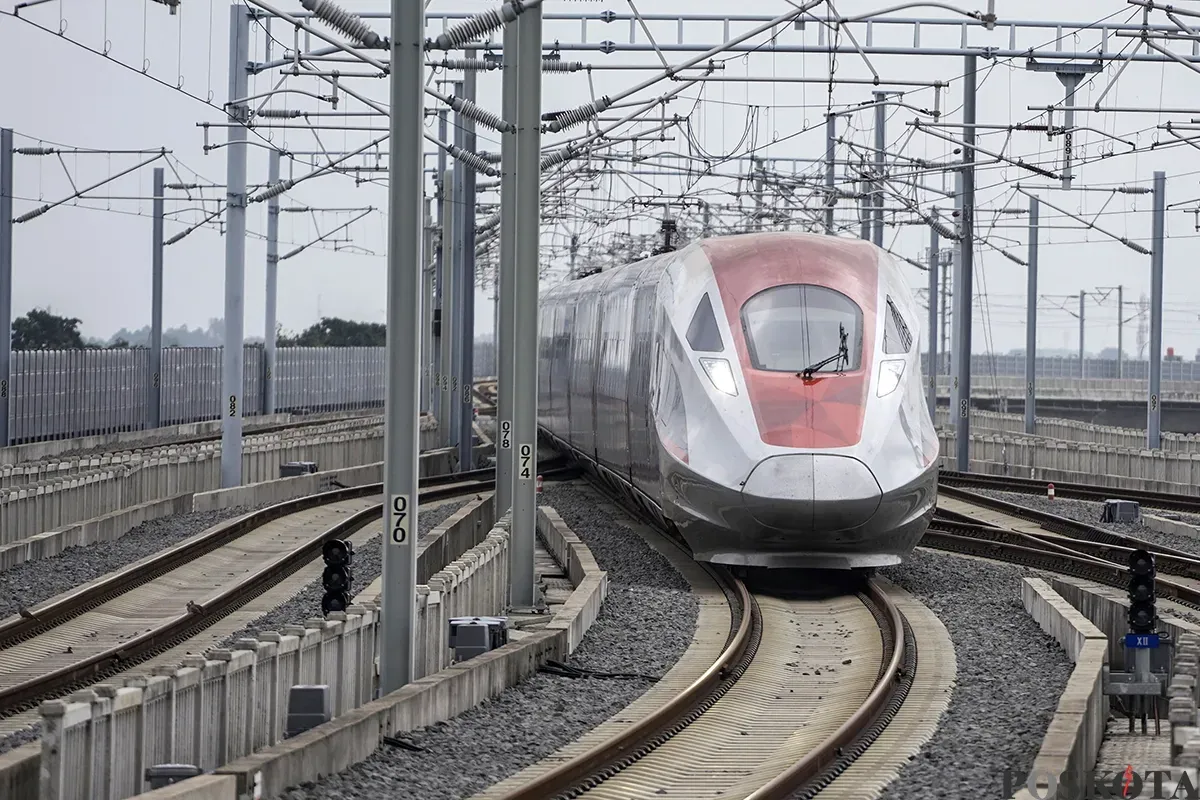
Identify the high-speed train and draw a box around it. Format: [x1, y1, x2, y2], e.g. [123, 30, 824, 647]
[536, 231, 939, 569]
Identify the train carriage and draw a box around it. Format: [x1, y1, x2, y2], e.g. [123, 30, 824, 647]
[537, 231, 939, 569]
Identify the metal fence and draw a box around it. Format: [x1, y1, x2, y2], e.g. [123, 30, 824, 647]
[7, 346, 387, 445]
[922, 353, 1200, 381]
[8, 343, 1199, 445]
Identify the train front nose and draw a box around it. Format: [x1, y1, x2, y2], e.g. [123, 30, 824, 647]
[740, 454, 882, 531]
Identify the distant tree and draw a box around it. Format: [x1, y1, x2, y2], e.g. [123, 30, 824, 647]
[108, 337, 130, 349]
[12, 308, 86, 350]
[278, 317, 386, 347]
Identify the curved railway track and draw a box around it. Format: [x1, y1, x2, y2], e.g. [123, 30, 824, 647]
[492, 567, 912, 800]
[493, 466, 915, 800]
[0, 465, 570, 719]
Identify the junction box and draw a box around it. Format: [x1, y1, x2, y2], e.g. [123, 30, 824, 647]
[286, 685, 332, 737]
[1102, 499, 1141, 523]
[448, 616, 509, 662]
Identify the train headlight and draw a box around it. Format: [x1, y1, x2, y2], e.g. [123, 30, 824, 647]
[877, 359, 905, 397]
[699, 357, 738, 396]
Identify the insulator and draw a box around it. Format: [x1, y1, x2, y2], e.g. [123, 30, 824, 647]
[540, 146, 577, 170]
[13, 205, 50, 223]
[431, 2, 520, 50]
[541, 60, 584, 72]
[477, 212, 501, 233]
[479, 151, 502, 164]
[433, 58, 499, 71]
[1000, 250, 1026, 267]
[258, 109, 302, 118]
[447, 145, 500, 177]
[926, 217, 957, 240]
[251, 179, 294, 203]
[447, 96, 514, 134]
[300, 0, 384, 49]
[15, 147, 55, 155]
[546, 98, 611, 133]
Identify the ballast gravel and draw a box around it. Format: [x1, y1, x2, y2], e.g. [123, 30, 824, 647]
[0, 505, 257, 618]
[217, 498, 471, 646]
[876, 548, 1073, 800]
[973, 488, 1200, 557]
[280, 481, 699, 800]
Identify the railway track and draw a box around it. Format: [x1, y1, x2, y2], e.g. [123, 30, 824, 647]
[0, 466, 569, 719]
[485, 465, 915, 800]
[488, 566, 911, 800]
[925, 490, 1200, 610]
[938, 469, 1200, 514]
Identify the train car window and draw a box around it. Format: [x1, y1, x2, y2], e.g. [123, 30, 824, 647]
[741, 285, 864, 372]
[685, 293, 724, 353]
[883, 297, 913, 354]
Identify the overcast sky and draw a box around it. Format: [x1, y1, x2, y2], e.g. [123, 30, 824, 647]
[3, 0, 1200, 357]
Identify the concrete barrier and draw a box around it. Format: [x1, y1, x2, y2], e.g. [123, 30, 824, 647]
[1145, 514, 1200, 542]
[938, 430, 1200, 496]
[33, 496, 512, 800]
[935, 407, 1200, 454]
[1050, 577, 1200, 670]
[0, 427, 386, 548]
[1012, 578, 1109, 800]
[0, 494, 193, 571]
[140, 506, 607, 800]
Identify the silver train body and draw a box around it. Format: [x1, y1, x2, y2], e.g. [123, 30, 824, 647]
[537, 231, 940, 569]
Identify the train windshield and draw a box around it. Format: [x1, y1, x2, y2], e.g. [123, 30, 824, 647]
[741, 284, 864, 372]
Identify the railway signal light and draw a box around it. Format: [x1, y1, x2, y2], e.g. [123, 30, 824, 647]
[1127, 549, 1156, 635]
[322, 539, 354, 615]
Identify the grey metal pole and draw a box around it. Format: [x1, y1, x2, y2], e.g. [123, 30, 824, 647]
[496, 18, 518, 518]
[440, 167, 458, 451]
[447, 80, 466, 458]
[940, 255, 949, 376]
[432, 109, 448, 430]
[149, 167, 164, 430]
[926, 219, 938, 417]
[954, 54, 977, 472]
[379, 0, 424, 693]
[0, 128, 14, 448]
[824, 114, 835, 235]
[872, 92, 886, 247]
[1025, 195, 1038, 434]
[263, 148, 280, 416]
[1059, 73, 1080, 191]
[1148, 170, 1165, 450]
[421, 199, 433, 411]
[457, 67, 478, 472]
[1078, 290, 1085, 378]
[752, 157, 764, 231]
[220, 3, 251, 489]
[949, 169, 963, 418]
[1117, 284, 1124, 379]
[859, 179, 871, 241]
[510, 3, 542, 608]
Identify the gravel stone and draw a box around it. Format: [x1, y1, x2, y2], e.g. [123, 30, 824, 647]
[0, 725, 41, 755]
[876, 549, 1073, 800]
[217, 499, 471, 645]
[973, 488, 1200, 557]
[0, 506, 259, 616]
[280, 481, 699, 800]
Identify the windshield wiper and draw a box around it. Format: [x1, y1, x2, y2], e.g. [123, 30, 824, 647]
[799, 324, 849, 380]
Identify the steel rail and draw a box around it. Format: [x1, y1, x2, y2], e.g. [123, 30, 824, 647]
[936, 484, 1200, 561]
[923, 519, 1200, 609]
[0, 475, 509, 716]
[932, 510, 1200, 581]
[495, 569, 760, 800]
[0, 466, 527, 649]
[938, 470, 1200, 513]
